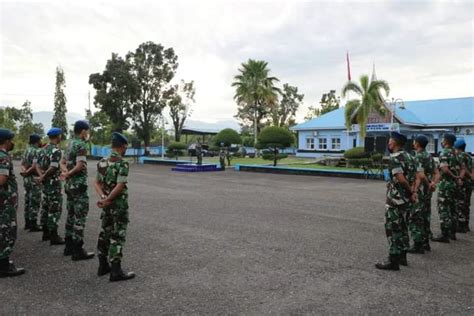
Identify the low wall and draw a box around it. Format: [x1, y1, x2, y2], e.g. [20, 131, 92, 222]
[234, 164, 383, 180]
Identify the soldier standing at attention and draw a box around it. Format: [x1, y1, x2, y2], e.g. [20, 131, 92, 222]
[196, 139, 203, 165]
[407, 135, 436, 254]
[431, 133, 460, 243]
[95, 132, 135, 282]
[0, 128, 25, 277]
[35, 127, 65, 245]
[375, 132, 417, 271]
[454, 139, 472, 233]
[61, 120, 94, 260]
[20, 134, 42, 232]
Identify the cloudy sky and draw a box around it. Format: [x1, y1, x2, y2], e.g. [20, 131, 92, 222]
[1, 0, 472, 125]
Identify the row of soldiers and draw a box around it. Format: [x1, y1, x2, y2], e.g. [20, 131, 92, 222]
[0, 121, 135, 281]
[376, 132, 472, 270]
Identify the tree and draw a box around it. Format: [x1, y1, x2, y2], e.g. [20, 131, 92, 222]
[85, 108, 113, 145]
[341, 74, 390, 138]
[257, 126, 294, 166]
[304, 90, 340, 120]
[127, 42, 178, 154]
[168, 80, 195, 142]
[272, 83, 304, 127]
[213, 128, 242, 147]
[232, 59, 281, 148]
[18, 100, 44, 150]
[51, 66, 68, 137]
[89, 53, 139, 132]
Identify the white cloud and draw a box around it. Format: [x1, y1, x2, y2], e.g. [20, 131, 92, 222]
[0, 0, 472, 125]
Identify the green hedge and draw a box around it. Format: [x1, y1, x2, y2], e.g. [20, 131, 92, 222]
[343, 147, 369, 159]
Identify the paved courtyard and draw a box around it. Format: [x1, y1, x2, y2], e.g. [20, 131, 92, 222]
[1, 163, 473, 314]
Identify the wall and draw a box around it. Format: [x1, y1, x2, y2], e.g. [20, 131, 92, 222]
[296, 129, 355, 158]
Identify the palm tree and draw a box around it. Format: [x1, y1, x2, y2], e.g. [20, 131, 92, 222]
[232, 59, 281, 148]
[341, 74, 390, 138]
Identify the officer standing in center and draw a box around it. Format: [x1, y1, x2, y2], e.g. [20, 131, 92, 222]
[62, 120, 94, 261]
[376, 132, 417, 271]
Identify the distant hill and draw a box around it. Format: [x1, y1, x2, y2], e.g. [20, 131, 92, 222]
[32, 111, 85, 131]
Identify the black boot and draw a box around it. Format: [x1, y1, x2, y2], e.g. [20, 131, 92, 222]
[24, 219, 32, 230]
[110, 261, 135, 282]
[423, 242, 431, 251]
[407, 242, 425, 254]
[71, 241, 95, 261]
[456, 222, 467, 234]
[97, 255, 111, 276]
[28, 221, 42, 232]
[466, 222, 471, 232]
[399, 251, 408, 266]
[450, 228, 457, 240]
[42, 227, 50, 241]
[63, 237, 74, 256]
[432, 230, 450, 243]
[0, 257, 26, 278]
[375, 255, 400, 271]
[49, 230, 65, 245]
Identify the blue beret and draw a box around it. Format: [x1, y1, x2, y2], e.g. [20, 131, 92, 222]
[414, 135, 429, 148]
[390, 131, 407, 144]
[29, 133, 42, 144]
[443, 133, 456, 144]
[0, 128, 15, 141]
[47, 127, 62, 137]
[74, 120, 90, 131]
[111, 132, 128, 145]
[454, 139, 466, 149]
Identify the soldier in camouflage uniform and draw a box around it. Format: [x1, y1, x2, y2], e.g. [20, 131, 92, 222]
[376, 132, 417, 271]
[94, 132, 135, 282]
[36, 127, 65, 245]
[62, 120, 94, 260]
[20, 134, 42, 232]
[407, 135, 436, 253]
[0, 128, 25, 277]
[196, 139, 203, 165]
[454, 139, 472, 233]
[432, 133, 460, 243]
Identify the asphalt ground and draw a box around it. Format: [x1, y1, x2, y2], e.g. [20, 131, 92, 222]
[1, 162, 473, 315]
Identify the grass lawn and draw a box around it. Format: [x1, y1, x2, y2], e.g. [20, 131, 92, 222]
[279, 164, 361, 171]
[203, 156, 314, 166]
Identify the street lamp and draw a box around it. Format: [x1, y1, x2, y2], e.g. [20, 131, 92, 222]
[385, 98, 405, 130]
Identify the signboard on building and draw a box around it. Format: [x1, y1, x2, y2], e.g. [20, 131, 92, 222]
[351, 123, 399, 132]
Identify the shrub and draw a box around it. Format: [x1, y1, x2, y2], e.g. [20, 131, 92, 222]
[347, 158, 372, 168]
[343, 147, 369, 159]
[213, 129, 241, 147]
[258, 127, 294, 166]
[166, 142, 186, 158]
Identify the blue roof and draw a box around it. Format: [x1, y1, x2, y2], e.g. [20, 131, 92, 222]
[292, 107, 346, 130]
[293, 97, 474, 130]
[395, 97, 473, 125]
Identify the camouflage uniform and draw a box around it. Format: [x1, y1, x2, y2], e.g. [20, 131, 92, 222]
[456, 151, 472, 229]
[96, 152, 130, 263]
[409, 150, 436, 246]
[21, 145, 41, 225]
[385, 150, 416, 256]
[0, 149, 18, 260]
[38, 143, 63, 232]
[64, 138, 89, 244]
[437, 147, 459, 235]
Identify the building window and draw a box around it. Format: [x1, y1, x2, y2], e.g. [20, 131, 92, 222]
[306, 138, 314, 149]
[318, 138, 327, 150]
[426, 137, 435, 153]
[331, 138, 341, 150]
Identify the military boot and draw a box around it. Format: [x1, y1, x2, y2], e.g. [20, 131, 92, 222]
[456, 222, 467, 233]
[0, 257, 26, 278]
[24, 219, 33, 230]
[375, 255, 400, 271]
[450, 228, 457, 240]
[28, 221, 42, 232]
[399, 251, 408, 266]
[466, 221, 471, 232]
[71, 241, 95, 261]
[432, 230, 450, 243]
[407, 242, 425, 254]
[49, 230, 65, 245]
[42, 227, 50, 241]
[63, 237, 74, 256]
[110, 261, 135, 282]
[97, 255, 111, 276]
[423, 241, 431, 252]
